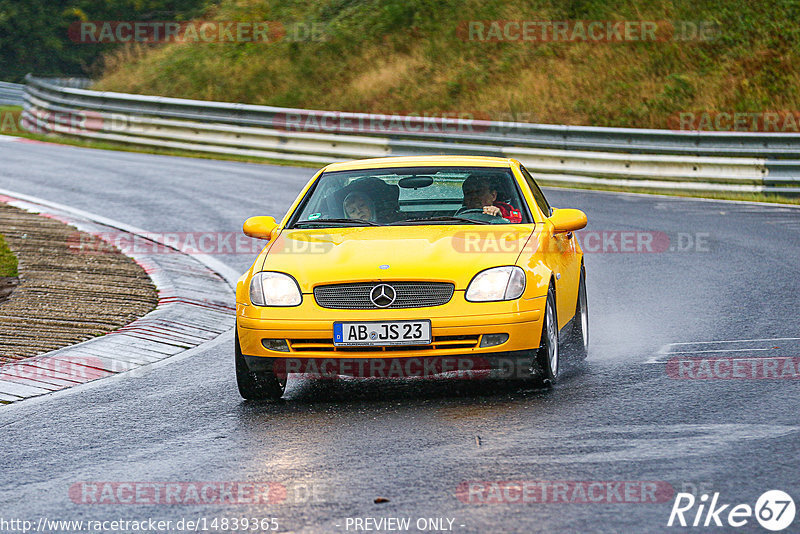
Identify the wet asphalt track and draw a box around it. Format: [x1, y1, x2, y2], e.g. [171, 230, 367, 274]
[1, 140, 799, 533]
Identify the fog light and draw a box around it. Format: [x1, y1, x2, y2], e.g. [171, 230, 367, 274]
[480, 333, 509, 348]
[262, 339, 290, 352]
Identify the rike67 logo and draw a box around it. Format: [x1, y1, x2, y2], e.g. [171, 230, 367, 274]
[668, 490, 796, 531]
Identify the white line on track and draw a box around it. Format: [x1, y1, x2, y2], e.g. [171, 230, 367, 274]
[668, 337, 800, 345]
[666, 348, 773, 355]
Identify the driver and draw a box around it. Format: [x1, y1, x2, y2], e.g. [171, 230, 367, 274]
[461, 175, 522, 222]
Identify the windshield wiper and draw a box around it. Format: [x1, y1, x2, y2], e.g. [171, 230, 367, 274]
[293, 218, 381, 228]
[397, 216, 491, 225]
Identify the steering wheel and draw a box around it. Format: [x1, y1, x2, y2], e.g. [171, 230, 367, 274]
[454, 207, 508, 224]
[455, 208, 492, 216]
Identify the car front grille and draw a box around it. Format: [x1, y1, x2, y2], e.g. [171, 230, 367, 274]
[313, 282, 455, 309]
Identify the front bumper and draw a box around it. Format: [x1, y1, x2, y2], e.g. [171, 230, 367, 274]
[243, 350, 538, 379]
[237, 290, 545, 360]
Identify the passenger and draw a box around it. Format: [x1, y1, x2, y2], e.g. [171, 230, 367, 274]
[460, 175, 522, 222]
[343, 178, 404, 223]
[343, 191, 376, 221]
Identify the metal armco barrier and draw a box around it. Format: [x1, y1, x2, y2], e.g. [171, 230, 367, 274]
[21, 75, 800, 195]
[0, 81, 25, 106]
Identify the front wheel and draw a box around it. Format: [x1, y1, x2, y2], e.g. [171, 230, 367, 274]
[235, 328, 286, 400]
[534, 284, 559, 384]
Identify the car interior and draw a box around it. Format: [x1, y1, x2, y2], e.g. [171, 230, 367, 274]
[294, 168, 529, 225]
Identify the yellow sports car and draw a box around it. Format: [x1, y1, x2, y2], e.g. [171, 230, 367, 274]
[235, 156, 588, 399]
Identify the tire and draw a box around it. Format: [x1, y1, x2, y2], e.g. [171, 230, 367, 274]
[535, 283, 559, 384]
[235, 328, 286, 400]
[563, 266, 589, 360]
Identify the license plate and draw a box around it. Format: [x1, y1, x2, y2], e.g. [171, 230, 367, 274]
[333, 320, 432, 346]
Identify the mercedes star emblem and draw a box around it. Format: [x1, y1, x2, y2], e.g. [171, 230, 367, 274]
[370, 284, 396, 308]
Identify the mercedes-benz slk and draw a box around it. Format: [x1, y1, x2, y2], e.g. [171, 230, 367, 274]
[235, 156, 588, 399]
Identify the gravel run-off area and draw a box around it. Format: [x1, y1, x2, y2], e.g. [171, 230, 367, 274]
[0, 202, 158, 362]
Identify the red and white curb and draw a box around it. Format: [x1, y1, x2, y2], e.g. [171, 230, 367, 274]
[0, 189, 238, 404]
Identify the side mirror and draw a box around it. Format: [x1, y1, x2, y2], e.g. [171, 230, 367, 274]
[243, 216, 278, 239]
[548, 208, 587, 234]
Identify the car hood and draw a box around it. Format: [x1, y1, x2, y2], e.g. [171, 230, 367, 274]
[260, 225, 535, 291]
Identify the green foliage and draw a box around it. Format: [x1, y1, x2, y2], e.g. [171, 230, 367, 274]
[82, 0, 800, 128]
[0, 234, 17, 278]
[0, 0, 208, 81]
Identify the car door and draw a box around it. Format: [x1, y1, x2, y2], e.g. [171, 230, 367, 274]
[519, 165, 580, 330]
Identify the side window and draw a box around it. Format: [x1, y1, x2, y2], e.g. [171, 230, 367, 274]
[519, 165, 552, 217]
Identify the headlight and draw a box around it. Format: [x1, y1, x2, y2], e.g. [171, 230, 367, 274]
[249, 272, 302, 306]
[465, 266, 526, 302]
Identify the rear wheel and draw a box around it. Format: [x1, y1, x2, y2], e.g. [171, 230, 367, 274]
[563, 266, 589, 360]
[235, 328, 286, 400]
[534, 284, 559, 384]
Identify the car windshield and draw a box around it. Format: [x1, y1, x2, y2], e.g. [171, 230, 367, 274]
[290, 166, 530, 228]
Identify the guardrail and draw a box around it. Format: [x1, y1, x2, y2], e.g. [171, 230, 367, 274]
[0, 81, 24, 106]
[21, 75, 800, 195]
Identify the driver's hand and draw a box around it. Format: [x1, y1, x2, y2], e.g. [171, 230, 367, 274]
[483, 205, 501, 216]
